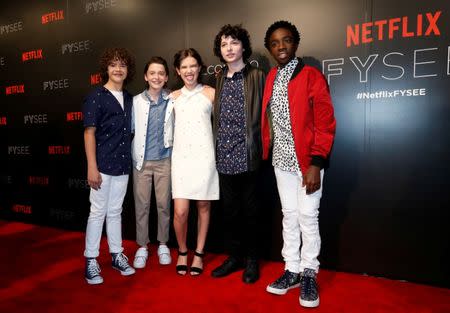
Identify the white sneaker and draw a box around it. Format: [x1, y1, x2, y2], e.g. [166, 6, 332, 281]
[133, 247, 148, 269]
[157, 244, 172, 265]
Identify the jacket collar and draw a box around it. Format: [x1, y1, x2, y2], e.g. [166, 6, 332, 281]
[289, 57, 305, 81]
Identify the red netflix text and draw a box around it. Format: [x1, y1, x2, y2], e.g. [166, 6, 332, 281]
[28, 176, 49, 186]
[48, 146, 71, 155]
[347, 11, 441, 47]
[22, 49, 43, 62]
[42, 10, 64, 24]
[66, 112, 83, 121]
[90, 73, 102, 85]
[0, 117, 6, 125]
[12, 204, 32, 214]
[5, 85, 24, 95]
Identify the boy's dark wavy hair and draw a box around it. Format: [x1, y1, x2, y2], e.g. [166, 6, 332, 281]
[213, 24, 252, 63]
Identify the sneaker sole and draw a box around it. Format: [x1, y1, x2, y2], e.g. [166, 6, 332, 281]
[85, 277, 103, 285]
[299, 296, 320, 308]
[266, 283, 300, 295]
[159, 259, 172, 265]
[112, 266, 136, 276]
[133, 262, 146, 269]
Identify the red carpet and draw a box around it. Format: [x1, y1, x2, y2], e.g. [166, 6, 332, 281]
[1, 220, 449, 313]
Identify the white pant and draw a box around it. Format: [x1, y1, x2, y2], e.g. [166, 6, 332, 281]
[84, 173, 129, 258]
[274, 167, 324, 273]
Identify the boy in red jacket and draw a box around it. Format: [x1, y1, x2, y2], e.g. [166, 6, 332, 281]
[261, 21, 336, 308]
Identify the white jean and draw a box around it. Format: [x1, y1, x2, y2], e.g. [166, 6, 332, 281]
[84, 173, 129, 258]
[274, 167, 324, 273]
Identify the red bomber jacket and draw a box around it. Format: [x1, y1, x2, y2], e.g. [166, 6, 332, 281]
[261, 58, 336, 174]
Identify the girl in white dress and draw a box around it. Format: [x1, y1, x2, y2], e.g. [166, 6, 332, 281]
[170, 48, 219, 276]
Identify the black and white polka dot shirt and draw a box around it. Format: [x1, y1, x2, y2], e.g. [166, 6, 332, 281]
[269, 58, 300, 172]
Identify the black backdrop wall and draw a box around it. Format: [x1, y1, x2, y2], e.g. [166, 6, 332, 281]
[1, 0, 449, 288]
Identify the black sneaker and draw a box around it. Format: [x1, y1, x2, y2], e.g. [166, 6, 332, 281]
[266, 270, 301, 295]
[299, 268, 319, 307]
[242, 259, 260, 284]
[111, 253, 136, 276]
[211, 256, 244, 278]
[85, 258, 103, 285]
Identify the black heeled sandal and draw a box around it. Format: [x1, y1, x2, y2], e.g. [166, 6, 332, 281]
[190, 251, 204, 276]
[176, 250, 188, 275]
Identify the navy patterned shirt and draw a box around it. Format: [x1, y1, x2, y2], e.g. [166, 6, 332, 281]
[216, 70, 248, 174]
[83, 86, 132, 176]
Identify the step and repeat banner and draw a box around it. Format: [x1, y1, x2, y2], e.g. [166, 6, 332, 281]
[0, 0, 448, 287]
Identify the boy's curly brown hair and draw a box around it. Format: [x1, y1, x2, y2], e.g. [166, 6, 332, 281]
[99, 47, 136, 85]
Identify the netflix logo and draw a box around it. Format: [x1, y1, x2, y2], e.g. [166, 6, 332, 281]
[67, 112, 83, 121]
[5, 84, 25, 95]
[8, 146, 30, 155]
[12, 204, 32, 214]
[42, 10, 64, 24]
[24, 114, 48, 125]
[48, 145, 70, 155]
[0, 21, 23, 35]
[0, 116, 6, 125]
[347, 11, 441, 47]
[90, 73, 102, 85]
[22, 49, 43, 62]
[28, 176, 49, 186]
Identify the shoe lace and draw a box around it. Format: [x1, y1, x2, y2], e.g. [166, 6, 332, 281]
[275, 270, 293, 284]
[87, 259, 101, 276]
[301, 276, 317, 298]
[115, 253, 130, 269]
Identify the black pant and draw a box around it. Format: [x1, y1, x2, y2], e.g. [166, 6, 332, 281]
[219, 171, 260, 260]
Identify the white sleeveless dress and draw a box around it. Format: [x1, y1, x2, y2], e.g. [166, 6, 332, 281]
[171, 84, 219, 200]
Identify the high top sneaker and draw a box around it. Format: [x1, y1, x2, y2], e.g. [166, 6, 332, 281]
[111, 253, 136, 276]
[299, 268, 319, 307]
[266, 270, 301, 295]
[85, 258, 103, 285]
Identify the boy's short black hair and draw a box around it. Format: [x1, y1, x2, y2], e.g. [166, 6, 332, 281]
[213, 24, 252, 63]
[264, 20, 301, 50]
[99, 47, 136, 85]
[143, 56, 169, 88]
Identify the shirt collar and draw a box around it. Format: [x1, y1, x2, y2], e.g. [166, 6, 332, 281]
[144, 89, 170, 104]
[278, 58, 298, 71]
[223, 65, 245, 79]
